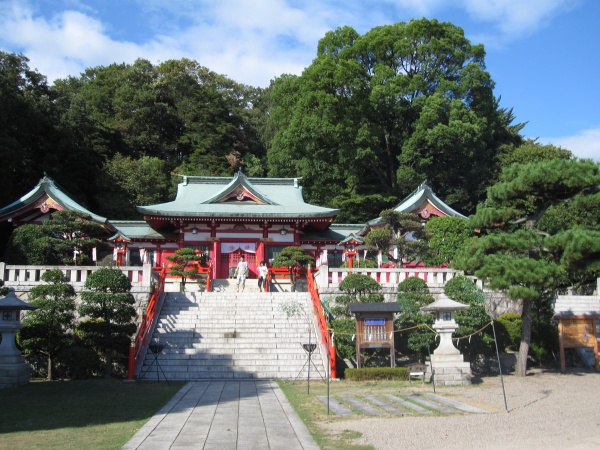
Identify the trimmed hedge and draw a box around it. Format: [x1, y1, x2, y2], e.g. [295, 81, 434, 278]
[345, 367, 409, 381]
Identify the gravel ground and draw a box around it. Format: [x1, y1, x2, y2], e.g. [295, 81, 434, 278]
[322, 368, 600, 449]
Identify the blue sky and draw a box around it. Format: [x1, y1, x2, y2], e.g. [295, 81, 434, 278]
[0, 0, 598, 160]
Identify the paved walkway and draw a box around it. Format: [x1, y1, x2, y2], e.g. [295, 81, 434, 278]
[122, 380, 318, 450]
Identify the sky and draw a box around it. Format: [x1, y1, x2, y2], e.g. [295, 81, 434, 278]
[0, 0, 598, 161]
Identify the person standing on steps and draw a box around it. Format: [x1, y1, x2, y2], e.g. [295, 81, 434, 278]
[257, 261, 268, 292]
[234, 255, 248, 292]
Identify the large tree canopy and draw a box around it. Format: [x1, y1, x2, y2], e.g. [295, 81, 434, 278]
[268, 19, 522, 221]
[454, 158, 600, 376]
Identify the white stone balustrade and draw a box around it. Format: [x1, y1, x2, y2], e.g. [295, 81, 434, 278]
[0, 263, 154, 310]
[318, 266, 463, 289]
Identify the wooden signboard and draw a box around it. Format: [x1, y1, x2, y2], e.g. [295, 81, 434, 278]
[558, 316, 600, 372]
[348, 303, 401, 369]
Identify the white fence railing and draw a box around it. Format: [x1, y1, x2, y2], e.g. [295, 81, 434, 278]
[316, 266, 464, 289]
[0, 263, 153, 289]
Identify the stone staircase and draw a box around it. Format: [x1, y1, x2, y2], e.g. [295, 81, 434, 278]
[138, 281, 327, 380]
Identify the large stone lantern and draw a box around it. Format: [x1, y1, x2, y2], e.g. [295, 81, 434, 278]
[421, 294, 472, 386]
[0, 288, 37, 388]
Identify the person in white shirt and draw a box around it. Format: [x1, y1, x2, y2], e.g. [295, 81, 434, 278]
[234, 255, 249, 292]
[257, 261, 268, 292]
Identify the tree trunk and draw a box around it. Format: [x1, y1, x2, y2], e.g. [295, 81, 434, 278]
[515, 298, 533, 377]
[47, 354, 53, 381]
[105, 352, 112, 378]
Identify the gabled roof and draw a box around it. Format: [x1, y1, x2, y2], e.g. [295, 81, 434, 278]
[368, 182, 466, 227]
[0, 175, 111, 227]
[137, 172, 339, 220]
[300, 224, 365, 243]
[109, 221, 177, 242]
[338, 233, 364, 246]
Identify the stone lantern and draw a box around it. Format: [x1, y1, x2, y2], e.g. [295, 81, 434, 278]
[421, 294, 472, 386]
[0, 288, 37, 388]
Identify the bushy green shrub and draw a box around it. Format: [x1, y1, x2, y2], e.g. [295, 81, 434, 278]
[445, 275, 495, 358]
[330, 318, 356, 361]
[56, 345, 103, 379]
[340, 259, 378, 268]
[345, 367, 408, 381]
[396, 277, 435, 356]
[495, 313, 522, 351]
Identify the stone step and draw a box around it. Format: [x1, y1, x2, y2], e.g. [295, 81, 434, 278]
[138, 290, 327, 381]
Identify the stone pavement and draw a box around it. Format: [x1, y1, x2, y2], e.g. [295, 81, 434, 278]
[317, 392, 488, 416]
[122, 380, 318, 450]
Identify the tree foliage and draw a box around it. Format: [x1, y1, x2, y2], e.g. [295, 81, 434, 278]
[18, 269, 76, 380]
[269, 19, 522, 221]
[444, 275, 495, 359]
[454, 158, 600, 376]
[78, 268, 137, 378]
[339, 273, 383, 303]
[395, 277, 435, 358]
[4, 210, 106, 265]
[379, 210, 431, 265]
[166, 248, 200, 291]
[271, 246, 314, 289]
[424, 216, 472, 266]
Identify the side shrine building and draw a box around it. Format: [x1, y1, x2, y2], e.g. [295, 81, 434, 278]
[0, 173, 466, 279]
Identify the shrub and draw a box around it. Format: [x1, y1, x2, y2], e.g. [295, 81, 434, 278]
[340, 259, 378, 268]
[396, 277, 435, 356]
[495, 313, 522, 351]
[345, 367, 408, 381]
[445, 275, 495, 358]
[56, 345, 103, 379]
[330, 318, 356, 361]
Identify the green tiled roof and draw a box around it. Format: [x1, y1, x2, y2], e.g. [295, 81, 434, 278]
[368, 182, 466, 226]
[300, 224, 365, 242]
[0, 176, 110, 226]
[137, 172, 339, 219]
[109, 221, 177, 241]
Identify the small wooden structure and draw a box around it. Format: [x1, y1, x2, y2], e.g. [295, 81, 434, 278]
[556, 315, 600, 372]
[348, 302, 401, 368]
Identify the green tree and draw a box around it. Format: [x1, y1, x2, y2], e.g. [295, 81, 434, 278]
[0, 52, 58, 206]
[395, 277, 435, 359]
[364, 227, 392, 255]
[271, 246, 314, 291]
[95, 154, 170, 219]
[425, 216, 472, 266]
[498, 139, 572, 168]
[444, 275, 495, 360]
[379, 210, 430, 265]
[339, 273, 384, 303]
[454, 158, 600, 376]
[18, 269, 76, 380]
[4, 210, 106, 265]
[269, 19, 522, 220]
[166, 248, 200, 292]
[78, 268, 137, 378]
[327, 275, 383, 364]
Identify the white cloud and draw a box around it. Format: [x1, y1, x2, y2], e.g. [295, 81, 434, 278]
[539, 128, 600, 161]
[0, 0, 333, 85]
[0, 0, 586, 85]
[387, 0, 581, 46]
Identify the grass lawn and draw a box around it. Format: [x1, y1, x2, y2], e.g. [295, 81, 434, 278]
[278, 378, 434, 450]
[0, 379, 185, 450]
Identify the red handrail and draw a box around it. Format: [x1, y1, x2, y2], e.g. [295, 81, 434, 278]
[127, 267, 166, 380]
[307, 269, 337, 379]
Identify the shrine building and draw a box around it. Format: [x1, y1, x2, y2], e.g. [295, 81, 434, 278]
[0, 173, 465, 278]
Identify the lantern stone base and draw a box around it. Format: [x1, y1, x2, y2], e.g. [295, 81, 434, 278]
[426, 354, 472, 386]
[0, 361, 31, 388]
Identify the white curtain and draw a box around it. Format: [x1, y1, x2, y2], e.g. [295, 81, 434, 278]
[221, 243, 256, 253]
